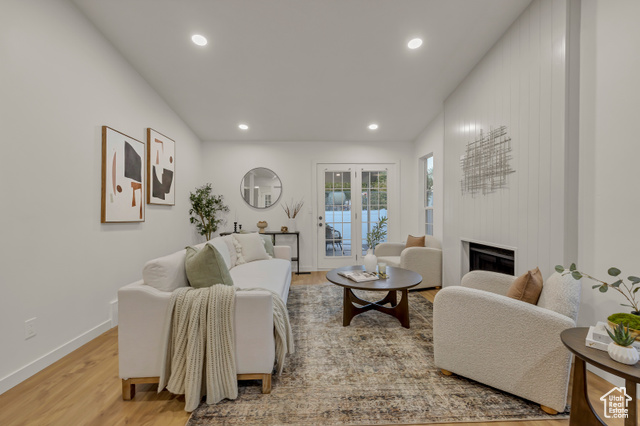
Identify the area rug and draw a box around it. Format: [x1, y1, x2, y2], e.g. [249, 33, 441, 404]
[188, 283, 568, 425]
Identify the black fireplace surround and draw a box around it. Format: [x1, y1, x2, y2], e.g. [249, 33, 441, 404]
[469, 242, 515, 276]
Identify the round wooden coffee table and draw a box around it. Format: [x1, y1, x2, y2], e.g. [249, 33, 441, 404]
[326, 265, 422, 328]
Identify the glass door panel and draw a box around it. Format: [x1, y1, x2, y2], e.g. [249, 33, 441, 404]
[318, 167, 356, 269]
[360, 170, 388, 255]
[324, 171, 351, 257]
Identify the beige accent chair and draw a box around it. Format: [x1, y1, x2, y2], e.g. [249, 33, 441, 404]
[374, 236, 442, 289]
[433, 270, 581, 414]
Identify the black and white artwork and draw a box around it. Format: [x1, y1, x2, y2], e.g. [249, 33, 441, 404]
[147, 128, 175, 205]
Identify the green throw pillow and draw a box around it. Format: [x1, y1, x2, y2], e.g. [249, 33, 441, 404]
[260, 234, 275, 257]
[185, 244, 234, 288]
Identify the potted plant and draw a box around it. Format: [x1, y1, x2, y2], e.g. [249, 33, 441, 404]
[605, 323, 639, 365]
[281, 198, 304, 232]
[364, 217, 387, 273]
[188, 183, 229, 240]
[556, 263, 640, 337]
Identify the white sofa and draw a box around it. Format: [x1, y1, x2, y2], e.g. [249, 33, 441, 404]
[375, 236, 442, 289]
[118, 235, 292, 400]
[433, 270, 581, 414]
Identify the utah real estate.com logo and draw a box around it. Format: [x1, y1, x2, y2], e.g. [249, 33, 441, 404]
[601, 387, 632, 419]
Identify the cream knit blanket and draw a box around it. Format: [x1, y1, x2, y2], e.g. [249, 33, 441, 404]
[158, 285, 293, 412]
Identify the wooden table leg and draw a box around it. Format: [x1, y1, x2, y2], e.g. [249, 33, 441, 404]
[569, 357, 605, 426]
[387, 290, 397, 306]
[372, 290, 396, 307]
[343, 288, 355, 326]
[397, 289, 410, 328]
[625, 379, 636, 426]
[342, 288, 410, 328]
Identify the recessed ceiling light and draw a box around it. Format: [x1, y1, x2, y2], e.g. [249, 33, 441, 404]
[238, 123, 249, 130]
[368, 123, 379, 130]
[408, 38, 423, 49]
[191, 34, 207, 46]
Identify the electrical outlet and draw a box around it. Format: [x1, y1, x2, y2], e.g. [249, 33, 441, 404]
[25, 318, 37, 340]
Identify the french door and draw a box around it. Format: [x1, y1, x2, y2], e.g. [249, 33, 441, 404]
[316, 164, 393, 269]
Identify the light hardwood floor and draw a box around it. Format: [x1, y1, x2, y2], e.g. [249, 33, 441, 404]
[0, 271, 627, 426]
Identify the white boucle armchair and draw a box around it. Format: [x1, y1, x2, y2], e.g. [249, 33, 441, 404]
[374, 236, 442, 289]
[433, 270, 581, 414]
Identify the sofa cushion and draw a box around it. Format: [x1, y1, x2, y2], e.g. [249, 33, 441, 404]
[425, 235, 442, 249]
[185, 244, 234, 288]
[261, 235, 275, 257]
[506, 267, 543, 305]
[233, 233, 270, 263]
[377, 256, 401, 268]
[230, 259, 292, 302]
[406, 235, 425, 248]
[537, 272, 581, 321]
[207, 237, 231, 270]
[142, 250, 189, 292]
[222, 235, 238, 268]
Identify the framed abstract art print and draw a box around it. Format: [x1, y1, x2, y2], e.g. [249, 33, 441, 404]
[101, 126, 145, 223]
[147, 128, 175, 205]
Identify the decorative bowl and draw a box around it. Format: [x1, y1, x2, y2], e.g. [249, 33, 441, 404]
[608, 319, 640, 342]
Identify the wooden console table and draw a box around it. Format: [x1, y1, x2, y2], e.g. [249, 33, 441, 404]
[220, 231, 309, 275]
[561, 327, 640, 426]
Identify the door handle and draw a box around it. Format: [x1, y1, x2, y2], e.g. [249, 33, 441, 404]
[318, 216, 323, 220]
[318, 223, 323, 227]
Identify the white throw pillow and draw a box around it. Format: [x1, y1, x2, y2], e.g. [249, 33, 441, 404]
[142, 250, 189, 292]
[233, 233, 270, 263]
[207, 237, 232, 270]
[232, 235, 246, 265]
[222, 235, 238, 268]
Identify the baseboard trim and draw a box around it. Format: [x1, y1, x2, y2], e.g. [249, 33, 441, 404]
[0, 320, 112, 395]
[110, 300, 119, 327]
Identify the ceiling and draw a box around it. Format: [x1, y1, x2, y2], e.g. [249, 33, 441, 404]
[72, 0, 531, 142]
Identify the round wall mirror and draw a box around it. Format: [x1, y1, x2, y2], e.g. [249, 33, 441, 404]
[240, 168, 282, 209]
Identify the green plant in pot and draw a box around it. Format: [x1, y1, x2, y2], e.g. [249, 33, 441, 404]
[189, 183, 229, 240]
[605, 323, 639, 365]
[556, 263, 640, 333]
[363, 216, 387, 273]
[366, 216, 388, 251]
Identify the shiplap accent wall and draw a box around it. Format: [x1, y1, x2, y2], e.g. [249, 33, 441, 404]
[443, 0, 570, 286]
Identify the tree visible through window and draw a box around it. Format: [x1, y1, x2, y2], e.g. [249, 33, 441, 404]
[424, 155, 434, 236]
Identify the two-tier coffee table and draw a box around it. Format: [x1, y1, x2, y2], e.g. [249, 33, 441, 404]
[326, 265, 422, 328]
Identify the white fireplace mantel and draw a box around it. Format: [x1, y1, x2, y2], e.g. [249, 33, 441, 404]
[460, 238, 518, 279]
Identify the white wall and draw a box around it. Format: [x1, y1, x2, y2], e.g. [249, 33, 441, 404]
[413, 112, 444, 243]
[201, 141, 416, 270]
[0, 0, 203, 393]
[578, 0, 640, 328]
[442, 0, 571, 287]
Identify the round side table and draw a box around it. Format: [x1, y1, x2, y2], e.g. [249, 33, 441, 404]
[561, 327, 640, 426]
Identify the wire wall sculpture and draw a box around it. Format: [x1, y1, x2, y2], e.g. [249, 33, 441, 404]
[460, 125, 515, 196]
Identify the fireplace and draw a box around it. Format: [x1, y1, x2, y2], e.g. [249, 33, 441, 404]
[469, 242, 515, 275]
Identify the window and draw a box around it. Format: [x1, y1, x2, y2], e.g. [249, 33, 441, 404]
[423, 155, 434, 236]
[264, 194, 272, 207]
